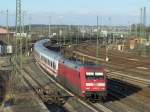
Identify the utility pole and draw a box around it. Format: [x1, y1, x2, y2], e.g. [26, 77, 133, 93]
[77, 25, 80, 44]
[96, 16, 99, 65]
[139, 8, 143, 55]
[27, 15, 32, 56]
[6, 9, 12, 102]
[22, 11, 26, 54]
[89, 25, 92, 42]
[29, 16, 31, 35]
[140, 8, 143, 38]
[91, 26, 93, 43]
[41, 24, 43, 37]
[69, 25, 72, 44]
[106, 17, 111, 62]
[48, 16, 51, 38]
[108, 17, 111, 32]
[22, 11, 25, 33]
[135, 24, 138, 37]
[76, 30, 78, 45]
[6, 9, 10, 45]
[143, 7, 146, 39]
[139, 7, 146, 57]
[142, 7, 146, 57]
[82, 25, 85, 39]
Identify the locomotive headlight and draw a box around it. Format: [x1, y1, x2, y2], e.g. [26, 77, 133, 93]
[82, 91, 85, 93]
[86, 83, 106, 86]
[86, 87, 90, 90]
[97, 83, 105, 86]
[101, 87, 105, 90]
[86, 83, 93, 86]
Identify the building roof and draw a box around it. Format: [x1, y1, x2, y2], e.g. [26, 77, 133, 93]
[0, 28, 7, 34]
[0, 28, 14, 34]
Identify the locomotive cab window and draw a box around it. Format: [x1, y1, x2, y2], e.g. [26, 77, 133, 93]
[95, 72, 104, 78]
[86, 72, 104, 80]
[85, 72, 94, 80]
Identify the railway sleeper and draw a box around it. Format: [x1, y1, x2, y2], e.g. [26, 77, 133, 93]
[87, 93, 106, 102]
[37, 88, 65, 105]
[43, 96, 65, 106]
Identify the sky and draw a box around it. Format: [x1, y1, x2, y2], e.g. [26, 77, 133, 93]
[0, 0, 150, 26]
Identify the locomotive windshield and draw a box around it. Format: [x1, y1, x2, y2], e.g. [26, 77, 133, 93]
[86, 72, 104, 80]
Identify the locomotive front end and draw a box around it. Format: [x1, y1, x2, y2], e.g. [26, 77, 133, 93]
[80, 67, 107, 101]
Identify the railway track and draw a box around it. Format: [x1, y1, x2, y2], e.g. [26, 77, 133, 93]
[21, 56, 114, 112]
[45, 42, 150, 112]
[72, 50, 150, 87]
[34, 60, 113, 112]
[44, 41, 150, 112]
[73, 48, 150, 71]
[107, 70, 150, 87]
[63, 44, 150, 112]
[73, 43, 150, 67]
[31, 56, 150, 112]
[108, 79, 150, 112]
[22, 66, 69, 112]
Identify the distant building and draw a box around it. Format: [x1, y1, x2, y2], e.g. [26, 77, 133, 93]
[0, 27, 14, 42]
[0, 28, 8, 34]
[117, 44, 125, 52]
[15, 33, 28, 37]
[101, 30, 108, 37]
[93, 28, 98, 32]
[52, 33, 57, 36]
[129, 38, 139, 50]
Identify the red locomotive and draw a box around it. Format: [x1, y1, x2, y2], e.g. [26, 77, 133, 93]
[34, 39, 107, 100]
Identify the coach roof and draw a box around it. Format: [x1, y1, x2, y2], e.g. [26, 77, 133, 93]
[34, 39, 101, 70]
[34, 39, 62, 61]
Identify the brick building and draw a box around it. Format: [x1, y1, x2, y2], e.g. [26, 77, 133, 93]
[0, 27, 14, 43]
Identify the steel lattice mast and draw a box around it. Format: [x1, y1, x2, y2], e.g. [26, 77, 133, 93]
[15, 0, 23, 89]
[16, 0, 22, 34]
[9, 0, 22, 100]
